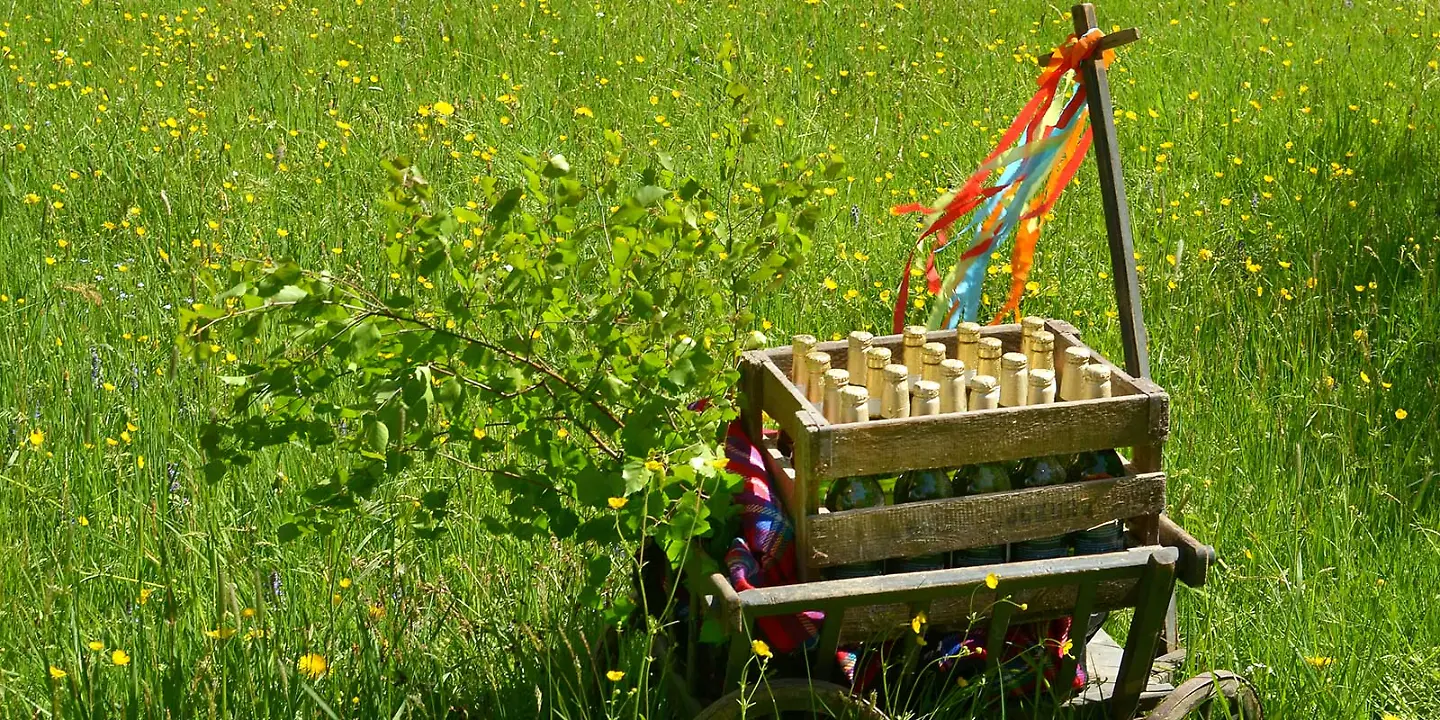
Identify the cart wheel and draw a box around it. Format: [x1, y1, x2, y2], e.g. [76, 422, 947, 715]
[1147, 671, 1262, 720]
[693, 679, 889, 720]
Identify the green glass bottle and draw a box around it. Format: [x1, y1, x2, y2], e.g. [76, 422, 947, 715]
[951, 462, 1011, 566]
[825, 385, 887, 579]
[1012, 369, 1071, 561]
[893, 468, 952, 572]
[1071, 364, 1126, 555]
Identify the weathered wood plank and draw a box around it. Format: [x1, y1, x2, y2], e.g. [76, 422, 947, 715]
[809, 394, 1158, 480]
[1073, 2, 1150, 380]
[1110, 553, 1177, 720]
[736, 546, 1177, 617]
[755, 353, 823, 437]
[808, 473, 1166, 567]
[759, 441, 801, 536]
[790, 410, 824, 581]
[835, 577, 1141, 645]
[1159, 514, 1214, 588]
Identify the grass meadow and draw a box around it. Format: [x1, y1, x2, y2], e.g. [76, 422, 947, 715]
[2, 0, 1438, 716]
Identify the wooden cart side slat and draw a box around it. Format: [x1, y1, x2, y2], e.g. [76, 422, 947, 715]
[758, 440, 802, 537]
[836, 576, 1142, 645]
[1158, 514, 1215, 588]
[1056, 580, 1099, 699]
[1109, 553, 1178, 720]
[809, 394, 1157, 480]
[736, 546, 1178, 618]
[754, 352, 827, 433]
[807, 472, 1166, 567]
[984, 601, 1017, 671]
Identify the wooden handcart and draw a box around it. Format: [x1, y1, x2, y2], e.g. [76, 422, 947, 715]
[636, 5, 1261, 718]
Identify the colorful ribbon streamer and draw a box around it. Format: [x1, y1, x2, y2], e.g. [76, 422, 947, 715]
[892, 30, 1114, 332]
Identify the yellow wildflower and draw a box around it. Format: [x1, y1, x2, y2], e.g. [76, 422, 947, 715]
[752, 639, 772, 659]
[297, 653, 328, 679]
[111, 649, 131, 666]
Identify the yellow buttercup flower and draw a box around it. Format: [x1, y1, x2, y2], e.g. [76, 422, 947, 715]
[88, 641, 104, 652]
[297, 653, 327, 679]
[1304, 655, 1333, 669]
[433, 101, 456, 116]
[752, 639, 772, 659]
[49, 666, 67, 680]
[985, 573, 999, 590]
[606, 669, 625, 682]
[111, 649, 131, 666]
[607, 497, 627, 510]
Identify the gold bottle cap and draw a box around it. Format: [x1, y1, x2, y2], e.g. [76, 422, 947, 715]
[978, 337, 1003, 359]
[968, 374, 998, 392]
[903, 325, 928, 346]
[806, 351, 831, 373]
[792, 334, 817, 354]
[865, 346, 892, 368]
[1022, 316, 1046, 337]
[913, 379, 940, 399]
[883, 363, 909, 382]
[848, 330, 874, 344]
[1063, 345, 1091, 365]
[922, 342, 946, 364]
[1081, 364, 1112, 383]
[1000, 352, 1028, 370]
[956, 322, 981, 341]
[939, 358, 966, 377]
[1032, 331, 1055, 353]
[824, 368, 850, 386]
[839, 385, 870, 423]
[1029, 368, 1056, 388]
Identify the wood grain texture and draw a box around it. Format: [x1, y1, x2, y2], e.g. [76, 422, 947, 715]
[835, 577, 1140, 644]
[758, 439, 801, 532]
[1159, 514, 1215, 588]
[734, 545, 1178, 617]
[807, 473, 1167, 567]
[808, 394, 1158, 480]
[1072, 2, 1151, 379]
[754, 353, 823, 437]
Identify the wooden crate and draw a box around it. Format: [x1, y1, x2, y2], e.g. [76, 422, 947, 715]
[738, 319, 1170, 581]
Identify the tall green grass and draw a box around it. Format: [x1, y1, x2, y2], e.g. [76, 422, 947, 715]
[1, 0, 1436, 716]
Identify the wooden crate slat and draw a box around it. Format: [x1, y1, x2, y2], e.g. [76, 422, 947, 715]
[736, 546, 1176, 617]
[751, 352, 825, 433]
[809, 395, 1157, 480]
[807, 472, 1165, 568]
[835, 577, 1141, 645]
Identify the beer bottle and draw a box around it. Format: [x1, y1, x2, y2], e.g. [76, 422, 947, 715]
[791, 334, 816, 396]
[939, 359, 967, 414]
[998, 352, 1029, 408]
[902, 325, 927, 386]
[863, 346, 891, 419]
[847, 331, 873, 384]
[821, 368, 849, 424]
[825, 387, 886, 578]
[952, 460, 1011, 567]
[1059, 345, 1091, 402]
[881, 364, 911, 419]
[1070, 364, 1127, 555]
[955, 322, 982, 386]
[892, 381, 951, 572]
[1011, 370, 1071, 561]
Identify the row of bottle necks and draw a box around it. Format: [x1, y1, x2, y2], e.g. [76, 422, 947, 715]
[789, 318, 1113, 423]
[820, 450, 1129, 579]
